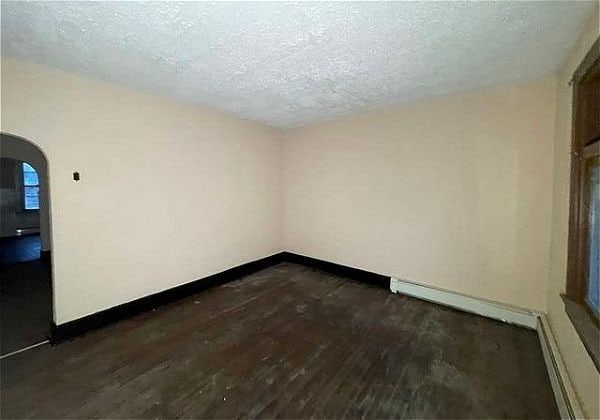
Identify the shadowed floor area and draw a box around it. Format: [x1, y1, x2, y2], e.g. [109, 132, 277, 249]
[0, 259, 52, 356]
[0, 263, 558, 419]
[0, 235, 41, 265]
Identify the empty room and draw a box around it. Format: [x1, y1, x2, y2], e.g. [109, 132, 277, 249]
[0, 1, 599, 418]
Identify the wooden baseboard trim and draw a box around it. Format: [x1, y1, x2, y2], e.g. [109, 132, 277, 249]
[50, 252, 390, 344]
[50, 252, 287, 344]
[40, 250, 51, 264]
[281, 252, 390, 289]
[49, 251, 583, 418]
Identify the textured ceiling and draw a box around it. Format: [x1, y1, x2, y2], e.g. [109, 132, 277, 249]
[1, 1, 596, 128]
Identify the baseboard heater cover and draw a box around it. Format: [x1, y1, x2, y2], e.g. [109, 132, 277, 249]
[537, 314, 584, 419]
[390, 277, 539, 329]
[49, 251, 581, 418]
[389, 277, 583, 418]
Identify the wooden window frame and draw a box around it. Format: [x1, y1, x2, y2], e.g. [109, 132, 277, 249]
[564, 37, 600, 371]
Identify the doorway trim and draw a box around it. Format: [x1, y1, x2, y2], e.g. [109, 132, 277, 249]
[0, 131, 56, 332]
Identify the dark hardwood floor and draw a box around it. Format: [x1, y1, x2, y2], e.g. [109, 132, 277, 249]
[0, 234, 52, 356]
[0, 263, 558, 419]
[0, 234, 41, 265]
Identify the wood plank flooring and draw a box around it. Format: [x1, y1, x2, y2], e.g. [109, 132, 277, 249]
[0, 263, 558, 418]
[0, 235, 42, 265]
[0, 259, 52, 355]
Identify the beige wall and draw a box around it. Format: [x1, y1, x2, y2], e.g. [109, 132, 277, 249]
[3, 25, 598, 413]
[1, 57, 283, 324]
[283, 77, 557, 312]
[546, 8, 600, 418]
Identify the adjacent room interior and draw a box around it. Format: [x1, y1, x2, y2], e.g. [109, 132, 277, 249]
[0, 1, 598, 419]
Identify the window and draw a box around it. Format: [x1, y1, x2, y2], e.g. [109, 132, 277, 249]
[564, 37, 599, 371]
[583, 143, 599, 318]
[22, 162, 40, 210]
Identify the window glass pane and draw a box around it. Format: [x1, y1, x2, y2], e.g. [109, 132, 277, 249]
[22, 162, 36, 173]
[22, 162, 39, 186]
[24, 186, 39, 210]
[23, 171, 39, 186]
[585, 159, 600, 316]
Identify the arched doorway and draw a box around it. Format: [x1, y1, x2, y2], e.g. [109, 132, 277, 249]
[0, 133, 53, 357]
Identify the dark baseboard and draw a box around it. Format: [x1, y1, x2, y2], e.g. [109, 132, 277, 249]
[50, 252, 287, 344]
[40, 250, 51, 264]
[49, 251, 390, 344]
[282, 252, 390, 289]
[0, 232, 40, 241]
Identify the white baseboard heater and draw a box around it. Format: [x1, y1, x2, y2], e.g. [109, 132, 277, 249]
[389, 276, 583, 419]
[389, 277, 538, 329]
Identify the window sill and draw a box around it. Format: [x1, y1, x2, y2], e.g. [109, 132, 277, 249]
[562, 294, 600, 372]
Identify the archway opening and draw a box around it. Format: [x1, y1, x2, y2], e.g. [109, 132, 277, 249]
[0, 133, 53, 356]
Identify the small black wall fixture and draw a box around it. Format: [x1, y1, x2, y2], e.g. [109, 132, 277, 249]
[49, 252, 389, 344]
